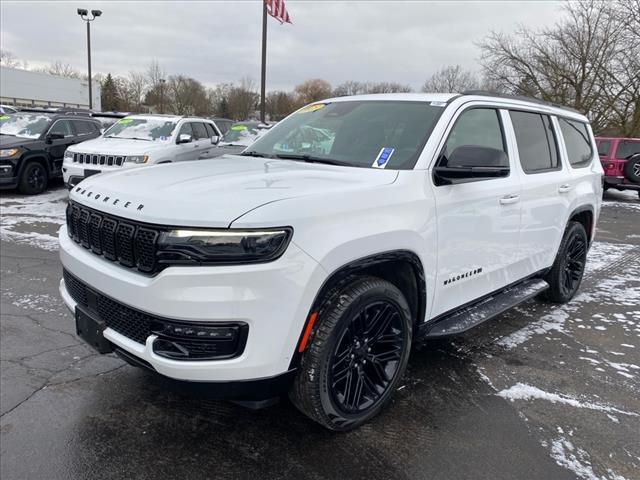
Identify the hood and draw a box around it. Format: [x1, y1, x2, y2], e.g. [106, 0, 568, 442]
[70, 154, 399, 227]
[206, 144, 244, 158]
[0, 135, 40, 149]
[67, 136, 171, 156]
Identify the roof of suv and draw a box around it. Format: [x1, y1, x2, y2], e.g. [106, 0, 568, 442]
[321, 91, 588, 122]
[122, 114, 215, 122]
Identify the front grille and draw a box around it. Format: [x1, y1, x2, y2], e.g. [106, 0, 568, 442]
[73, 152, 125, 166]
[66, 200, 161, 274]
[63, 269, 248, 359]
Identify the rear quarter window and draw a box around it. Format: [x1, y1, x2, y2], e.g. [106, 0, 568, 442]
[509, 111, 559, 173]
[559, 118, 593, 168]
[597, 140, 611, 156]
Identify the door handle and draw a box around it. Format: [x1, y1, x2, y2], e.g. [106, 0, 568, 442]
[499, 194, 520, 205]
[558, 184, 573, 193]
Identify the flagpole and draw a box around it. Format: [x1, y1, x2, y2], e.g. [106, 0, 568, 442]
[260, 1, 267, 123]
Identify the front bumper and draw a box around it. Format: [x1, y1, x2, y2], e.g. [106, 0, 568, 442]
[59, 226, 326, 382]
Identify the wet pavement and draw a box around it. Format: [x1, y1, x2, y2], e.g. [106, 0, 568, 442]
[1, 184, 638, 480]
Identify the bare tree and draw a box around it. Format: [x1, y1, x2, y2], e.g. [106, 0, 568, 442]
[39, 61, 82, 79]
[294, 78, 332, 104]
[422, 65, 479, 93]
[333, 81, 366, 97]
[0, 49, 21, 68]
[126, 71, 148, 112]
[266, 91, 298, 120]
[362, 82, 412, 94]
[479, 0, 639, 136]
[227, 77, 259, 120]
[167, 75, 209, 116]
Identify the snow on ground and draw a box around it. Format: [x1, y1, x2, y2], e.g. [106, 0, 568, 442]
[497, 383, 639, 417]
[550, 437, 629, 480]
[0, 189, 67, 251]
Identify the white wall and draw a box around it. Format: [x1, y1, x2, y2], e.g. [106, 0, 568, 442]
[0, 66, 101, 110]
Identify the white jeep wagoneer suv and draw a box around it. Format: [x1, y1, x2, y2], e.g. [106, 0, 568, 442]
[59, 92, 602, 430]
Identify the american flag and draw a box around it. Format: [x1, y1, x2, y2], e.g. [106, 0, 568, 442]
[265, 0, 292, 24]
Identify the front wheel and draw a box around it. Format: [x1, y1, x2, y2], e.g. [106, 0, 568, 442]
[18, 161, 49, 195]
[290, 276, 412, 431]
[543, 222, 588, 303]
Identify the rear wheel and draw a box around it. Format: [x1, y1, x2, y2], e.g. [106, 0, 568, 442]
[290, 276, 412, 431]
[623, 155, 640, 183]
[544, 222, 588, 303]
[18, 161, 48, 195]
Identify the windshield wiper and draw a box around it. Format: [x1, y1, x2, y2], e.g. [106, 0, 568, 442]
[104, 135, 151, 141]
[0, 133, 16, 136]
[241, 151, 272, 158]
[273, 153, 351, 167]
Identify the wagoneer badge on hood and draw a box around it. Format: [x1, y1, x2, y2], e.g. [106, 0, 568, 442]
[74, 186, 145, 211]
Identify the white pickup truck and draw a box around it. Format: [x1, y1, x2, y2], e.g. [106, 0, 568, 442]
[59, 92, 603, 430]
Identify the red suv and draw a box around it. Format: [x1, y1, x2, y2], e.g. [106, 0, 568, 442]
[596, 137, 640, 198]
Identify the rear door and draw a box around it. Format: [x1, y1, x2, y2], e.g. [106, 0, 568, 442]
[45, 119, 77, 173]
[506, 110, 573, 275]
[431, 106, 523, 317]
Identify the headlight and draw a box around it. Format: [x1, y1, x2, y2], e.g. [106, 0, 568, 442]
[157, 228, 293, 265]
[125, 155, 149, 164]
[64, 150, 74, 160]
[0, 149, 18, 158]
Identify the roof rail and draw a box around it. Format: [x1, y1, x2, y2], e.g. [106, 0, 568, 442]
[19, 107, 93, 116]
[91, 111, 129, 119]
[460, 90, 582, 114]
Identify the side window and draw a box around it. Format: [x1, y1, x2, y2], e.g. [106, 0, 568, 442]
[440, 108, 508, 166]
[204, 123, 217, 137]
[192, 122, 209, 140]
[597, 140, 611, 157]
[510, 111, 560, 173]
[74, 121, 97, 136]
[558, 118, 593, 167]
[49, 120, 74, 137]
[178, 122, 194, 139]
[614, 139, 640, 160]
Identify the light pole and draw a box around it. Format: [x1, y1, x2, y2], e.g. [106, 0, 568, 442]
[159, 78, 166, 114]
[77, 8, 102, 110]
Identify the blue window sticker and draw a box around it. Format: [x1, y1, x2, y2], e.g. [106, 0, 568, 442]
[372, 147, 394, 168]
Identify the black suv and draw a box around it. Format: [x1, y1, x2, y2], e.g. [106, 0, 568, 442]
[0, 109, 102, 194]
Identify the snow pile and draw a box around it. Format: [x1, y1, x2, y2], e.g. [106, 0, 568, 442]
[0, 189, 67, 251]
[550, 438, 628, 480]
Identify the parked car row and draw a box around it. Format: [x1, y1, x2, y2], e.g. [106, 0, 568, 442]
[0, 107, 263, 194]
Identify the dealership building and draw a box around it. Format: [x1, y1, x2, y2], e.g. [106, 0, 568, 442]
[0, 66, 101, 110]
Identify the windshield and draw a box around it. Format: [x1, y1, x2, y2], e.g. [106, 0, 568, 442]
[220, 124, 268, 146]
[0, 114, 52, 139]
[103, 118, 177, 141]
[245, 101, 445, 169]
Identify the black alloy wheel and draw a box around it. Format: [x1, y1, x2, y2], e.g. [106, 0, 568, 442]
[329, 300, 406, 414]
[290, 276, 412, 431]
[560, 231, 587, 298]
[544, 221, 588, 303]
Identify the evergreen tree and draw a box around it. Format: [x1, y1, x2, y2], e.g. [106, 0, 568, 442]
[101, 73, 120, 111]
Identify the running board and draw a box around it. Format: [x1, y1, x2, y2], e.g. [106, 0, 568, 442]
[424, 278, 549, 338]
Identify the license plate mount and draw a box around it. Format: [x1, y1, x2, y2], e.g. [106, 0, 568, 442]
[75, 307, 113, 354]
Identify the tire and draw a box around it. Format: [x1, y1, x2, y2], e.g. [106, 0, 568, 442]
[543, 222, 588, 303]
[290, 276, 413, 431]
[18, 161, 49, 195]
[623, 155, 640, 183]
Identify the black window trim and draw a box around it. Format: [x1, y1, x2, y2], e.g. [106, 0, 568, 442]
[432, 105, 511, 187]
[509, 109, 562, 175]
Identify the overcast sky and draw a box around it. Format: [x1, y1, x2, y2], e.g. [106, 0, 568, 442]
[1, 1, 564, 91]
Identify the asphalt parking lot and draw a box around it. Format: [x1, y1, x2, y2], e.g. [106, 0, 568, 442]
[1, 182, 638, 480]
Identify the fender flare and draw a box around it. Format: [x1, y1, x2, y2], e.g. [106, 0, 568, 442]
[288, 249, 426, 369]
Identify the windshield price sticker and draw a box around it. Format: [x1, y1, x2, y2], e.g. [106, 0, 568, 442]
[231, 125, 247, 131]
[0, 115, 10, 121]
[118, 119, 133, 125]
[299, 103, 326, 114]
[372, 147, 394, 168]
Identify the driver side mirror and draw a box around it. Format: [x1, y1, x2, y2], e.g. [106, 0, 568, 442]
[211, 135, 220, 145]
[45, 132, 65, 143]
[434, 145, 509, 185]
[177, 133, 192, 144]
